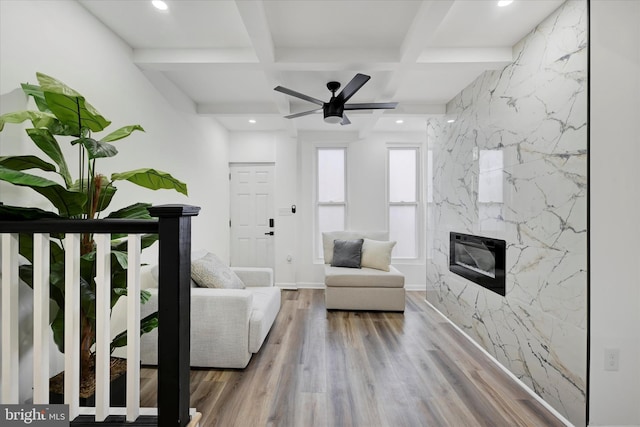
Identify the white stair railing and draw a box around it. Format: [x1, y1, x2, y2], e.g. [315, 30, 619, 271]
[1, 233, 19, 404]
[1, 205, 199, 426]
[1, 232, 144, 422]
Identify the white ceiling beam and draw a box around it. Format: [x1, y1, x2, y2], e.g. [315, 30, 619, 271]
[196, 103, 280, 115]
[275, 48, 399, 65]
[360, 0, 455, 138]
[133, 47, 511, 71]
[133, 48, 258, 67]
[418, 47, 512, 65]
[234, 0, 296, 136]
[383, 0, 456, 99]
[386, 104, 446, 115]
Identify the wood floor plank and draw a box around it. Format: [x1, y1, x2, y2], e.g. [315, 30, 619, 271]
[138, 289, 567, 427]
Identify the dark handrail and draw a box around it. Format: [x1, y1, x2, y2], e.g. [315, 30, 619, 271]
[0, 204, 200, 427]
[0, 219, 159, 234]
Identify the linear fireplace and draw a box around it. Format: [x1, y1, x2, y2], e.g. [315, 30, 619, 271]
[449, 232, 506, 296]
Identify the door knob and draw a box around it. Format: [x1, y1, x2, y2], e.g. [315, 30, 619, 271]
[264, 231, 274, 236]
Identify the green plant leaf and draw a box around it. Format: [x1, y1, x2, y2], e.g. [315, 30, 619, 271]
[51, 309, 65, 354]
[0, 165, 86, 217]
[79, 276, 97, 321]
[112, 250, 129, 270]
[141, 289, 151, 304]
[26, 128, 72, 186]
[111, 288, 152, 304]
[37, 72, 111, 133]
[21, 83, 50, 112]
[106, 202, 152, 220]
[110, 312, 158, 351]
[0, 205, 59, 221]
[111, 233, 158, 251]
[111, 169, 188, 196]
[71, 137, 118, 159]
[101, 125, 145, 142]
[0, 155, 56, 172]
[0, 110, 55, 132]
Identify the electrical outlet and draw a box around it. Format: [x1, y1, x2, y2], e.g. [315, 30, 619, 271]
[604, 348, 620, 371]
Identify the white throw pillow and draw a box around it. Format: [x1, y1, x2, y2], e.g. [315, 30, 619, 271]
[360, 239, 396, 271]
[191, 253, 245, 289]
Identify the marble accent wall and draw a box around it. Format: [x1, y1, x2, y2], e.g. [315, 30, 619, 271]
[426, 1, 587, 425]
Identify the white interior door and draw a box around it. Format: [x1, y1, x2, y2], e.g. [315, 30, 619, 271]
[229, 164, 275, 268]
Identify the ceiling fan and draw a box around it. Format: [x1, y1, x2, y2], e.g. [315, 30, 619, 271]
[274, 73, 398, 125]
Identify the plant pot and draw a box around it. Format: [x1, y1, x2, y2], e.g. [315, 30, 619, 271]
[49, 357, 127, 407]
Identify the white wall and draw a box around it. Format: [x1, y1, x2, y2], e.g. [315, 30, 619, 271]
[228, 131, 298, 285]
[0, 0, 230, 259]
[229, 128, 427, 288]
[0, 0, 230, 403]
[589, 1, 640, 425]
[296, 130, 427, 287]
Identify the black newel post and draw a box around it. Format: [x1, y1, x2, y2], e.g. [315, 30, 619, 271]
[148, 205, 200, 427]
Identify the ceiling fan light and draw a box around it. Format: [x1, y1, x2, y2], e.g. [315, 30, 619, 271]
[324, 115, 342, 124]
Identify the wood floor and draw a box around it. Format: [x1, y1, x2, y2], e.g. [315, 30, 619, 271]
[139, 290, 566, 427]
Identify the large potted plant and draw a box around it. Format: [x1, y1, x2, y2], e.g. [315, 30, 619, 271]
[0, 72, 187, 401]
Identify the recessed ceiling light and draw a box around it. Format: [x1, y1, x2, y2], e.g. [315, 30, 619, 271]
[152, 0, 168, 11]
[395, 119, 404, 124]
[447, 119, 456, 123]
[248, 119, 256, 124]
[497, 0, 513, 7]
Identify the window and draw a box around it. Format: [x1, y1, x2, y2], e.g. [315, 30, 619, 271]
[388, 147, 420, 259]
[316, 147, 346, 257]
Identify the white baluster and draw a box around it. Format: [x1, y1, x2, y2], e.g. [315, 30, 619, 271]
[33, 233, 50, 404]
[127, 234, 141, 421]
[95, 234, 111, 421]
[1, 233, 19, 403]
[64, 234, 80, 420]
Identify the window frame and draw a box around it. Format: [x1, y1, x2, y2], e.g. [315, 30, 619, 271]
[386, 145, 423, 261]
[314, 145, 348, 260]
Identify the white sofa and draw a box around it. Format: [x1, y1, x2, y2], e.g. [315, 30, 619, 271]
[323, 231, 405, 311]
[111, 256, 281, 369]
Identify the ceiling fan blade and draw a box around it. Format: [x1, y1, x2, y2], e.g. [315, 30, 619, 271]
[284, 108, 322, 119]
[274, 86, 324, 106]
[344, 102, 399, 110]
[336, 73, 370, 104]
[340, 114, 351, 126]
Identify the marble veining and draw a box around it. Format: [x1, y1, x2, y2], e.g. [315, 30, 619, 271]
[426, 1, 587, 425]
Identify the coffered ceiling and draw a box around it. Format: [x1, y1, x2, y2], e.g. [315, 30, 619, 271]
[78, 0, 565, 135]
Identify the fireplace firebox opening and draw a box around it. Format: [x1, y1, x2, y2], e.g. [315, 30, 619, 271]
[449, 232, 506, 296]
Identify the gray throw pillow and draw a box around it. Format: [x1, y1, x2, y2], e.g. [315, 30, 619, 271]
[331, 239, 364, 268]
[191, 253, 245, 289]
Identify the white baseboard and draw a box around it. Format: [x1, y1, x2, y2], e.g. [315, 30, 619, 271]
[423, 298, 575, 427]
[277, 283, 427, 291]
[277, 282, 325, 289]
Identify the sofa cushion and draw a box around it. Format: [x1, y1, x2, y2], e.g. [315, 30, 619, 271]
[322, 231, 389, 264]
[361, 238, 396, 272]
[331, 239, 364, 268]
[324, 265, 405, 288]
[248, 287, 281, 353]
[191, 253, 245, 289]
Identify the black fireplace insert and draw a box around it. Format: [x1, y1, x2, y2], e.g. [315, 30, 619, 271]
[449, 232, 506, 296]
